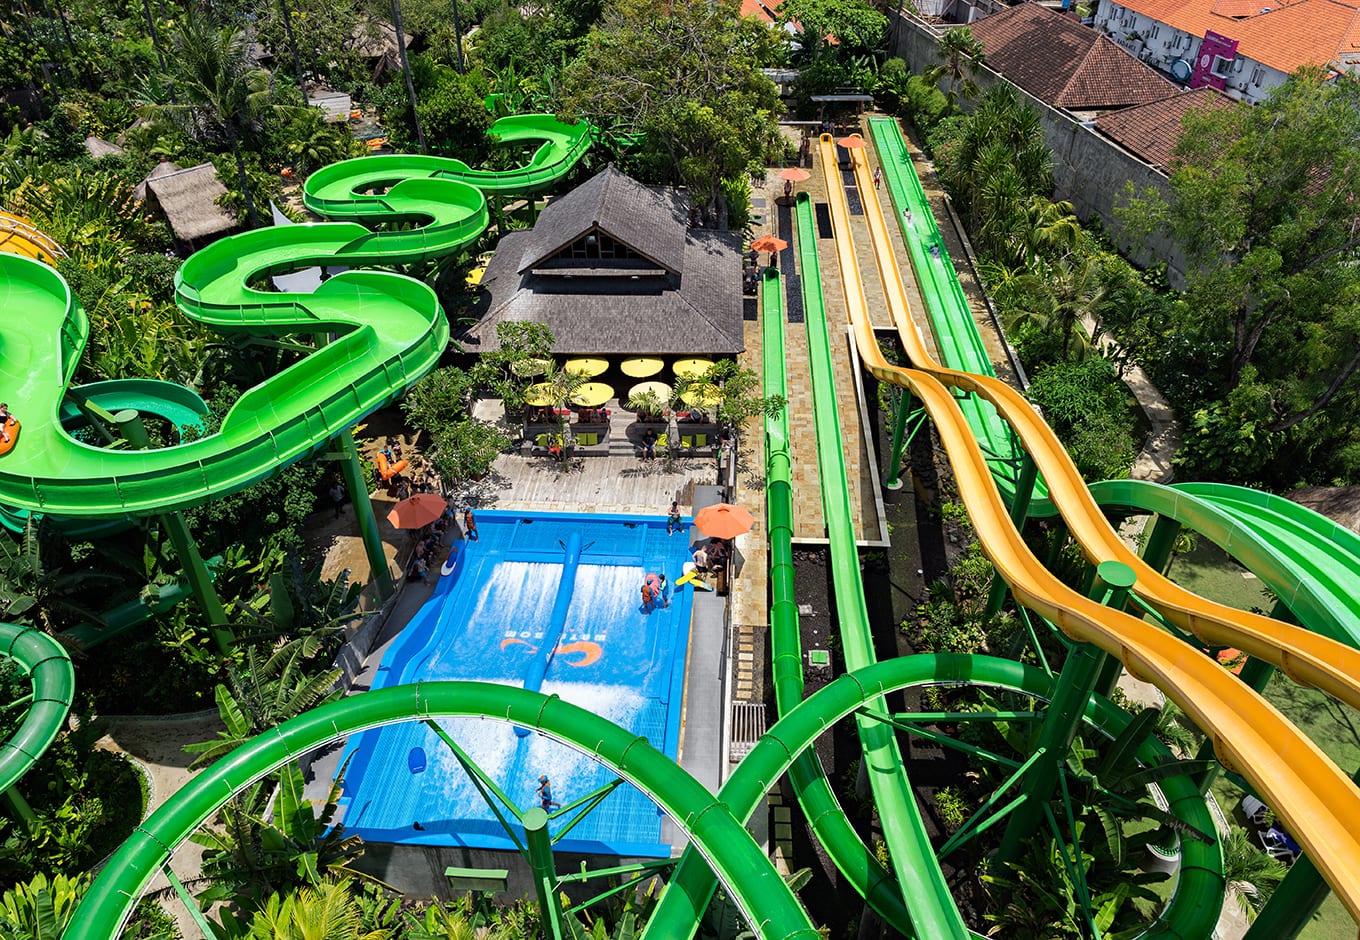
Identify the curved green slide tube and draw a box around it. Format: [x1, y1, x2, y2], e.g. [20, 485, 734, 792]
[0, 230, 453, 517]
[303, 113, 592, 210]
[1035, 480, 1360, 648]
[645, 651, 1224, 940]
[0, 624, 74, 795]
[63, 682, 820, 940]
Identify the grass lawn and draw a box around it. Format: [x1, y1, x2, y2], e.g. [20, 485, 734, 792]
[1167, 540, 1359, 938]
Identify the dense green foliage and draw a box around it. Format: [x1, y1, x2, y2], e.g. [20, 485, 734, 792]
[1119, 68, 1360, 485]
[1028, 358, 1138, 481]
[561, 0, 782, 224]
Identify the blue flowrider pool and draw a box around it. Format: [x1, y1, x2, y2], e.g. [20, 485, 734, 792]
[336, 510, 696, 856]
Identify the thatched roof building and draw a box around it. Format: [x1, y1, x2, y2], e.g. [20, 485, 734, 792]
[139, 162, 238, 246]
[464, 166, 744, 356]
[83, 136, 126, 160]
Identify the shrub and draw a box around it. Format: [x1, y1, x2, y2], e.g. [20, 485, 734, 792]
[1027, 358, 1137, 481]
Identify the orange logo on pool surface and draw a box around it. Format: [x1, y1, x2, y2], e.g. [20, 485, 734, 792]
[500, 638, 603, 667]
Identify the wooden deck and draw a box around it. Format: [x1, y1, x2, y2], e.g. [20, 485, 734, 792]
[476, 453, 718, 517]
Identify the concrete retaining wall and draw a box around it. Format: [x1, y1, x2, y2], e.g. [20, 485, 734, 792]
[888, 9, 1189, 285]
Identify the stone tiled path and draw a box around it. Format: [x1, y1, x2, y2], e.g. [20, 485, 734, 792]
[767, 134, 890, 546]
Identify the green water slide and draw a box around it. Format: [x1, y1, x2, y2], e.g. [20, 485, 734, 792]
[0, 624, 73, 796]
[866, 117, 1038, 506]
[0, 230, 453, 517]
[796, 193, 969, 937]
[303, 113, 592, 210]
[63, 681, 820, 940]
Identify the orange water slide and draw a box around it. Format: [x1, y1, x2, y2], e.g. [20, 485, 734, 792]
[817, 134, 1360, 920]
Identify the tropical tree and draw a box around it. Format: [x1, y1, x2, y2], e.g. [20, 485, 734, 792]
[216, 878, 386, 940]
[779, 0, 887, 59]
[0, 872, 90, 940]
[145, 9, 283, 229]
[934, 85, 1052, 226]
[0, 521, 119, 634]
[1118, 67, 1360, 438]
[1221, 825, 1288, 915]
[1014, 253, 1114, 360]
[561, 0, 782, 225]
[925, 26, 985, 105]
[978, 195, 1080, 272]
[184, 638, 342, 769]
[197, 763, 382, 916]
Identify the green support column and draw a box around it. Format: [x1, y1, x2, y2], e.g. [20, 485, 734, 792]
[162, 512, 233, 653]
[334, 431, 394, 601]
[524, 807, 565, 940]
[984, 454, 1039, 620]
[997, 561, 1133, 864]
[883, 388, 912, 491]
[1045, 523, 1070, 571]
[113, 409, 232, 651]
[4, 786, 36, 828]
[1139, 513, 1182, 576]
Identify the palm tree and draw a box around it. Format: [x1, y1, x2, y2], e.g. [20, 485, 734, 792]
[979, 195, 1081, 271]
[147, 9, 279, 229]
[925, 26, 985, 105]
[389, 0, 426, 153]
[1221, 825, 1288, 915]
[1011, 254, 1114, 360]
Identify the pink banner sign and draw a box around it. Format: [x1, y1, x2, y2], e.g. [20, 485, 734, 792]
[1190, 30, 1240, 90]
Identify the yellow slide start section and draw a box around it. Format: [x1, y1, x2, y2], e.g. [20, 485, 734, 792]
[0, 211, 65, 265]
[816, 134, 1360, 921]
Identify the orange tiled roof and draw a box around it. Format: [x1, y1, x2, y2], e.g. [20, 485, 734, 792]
[1117, 0, 1360, 72]
[1094, 86, 1238, 170]
[971, 5, 1180, 109]
[740, 0, 776, 23]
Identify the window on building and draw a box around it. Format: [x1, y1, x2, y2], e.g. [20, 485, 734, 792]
[1151, 24, 1160, 38]
[1212, 55, 1233, 76]
[1252, 66, 1263, 84]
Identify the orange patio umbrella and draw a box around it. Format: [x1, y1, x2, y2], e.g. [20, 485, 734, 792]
[778, 167, 811, 182]
[750, 234, 788, 265]
[693, 503, 755, 539]
[387, 493, 449, 530]
[837, 134, 868, 149]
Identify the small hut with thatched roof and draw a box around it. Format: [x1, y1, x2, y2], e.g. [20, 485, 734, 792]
[83, 136, 126, 160]
[138, 161, 238, 249]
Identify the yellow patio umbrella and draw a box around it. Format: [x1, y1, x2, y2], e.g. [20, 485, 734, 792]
[679, 385, 723, 409]
[628, 380, 672, 402]
[672, 358, 714, 379]
[571, 382, 615, 407]
[524, 383, 555, 407]
[621, 357, 664, 378]
[564, 357, 609, 378]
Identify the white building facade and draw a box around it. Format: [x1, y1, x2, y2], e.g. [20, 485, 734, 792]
[1093, 0, 1289, 104]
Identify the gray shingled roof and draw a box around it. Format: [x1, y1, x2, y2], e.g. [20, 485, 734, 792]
[515, 165, 688, 275]
[463, 170, 745, 357]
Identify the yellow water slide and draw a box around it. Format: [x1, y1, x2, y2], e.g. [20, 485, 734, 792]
[0, 211, 65, 264]
[846, 143, 1360, 714]
[817, 133, 1360, 920]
